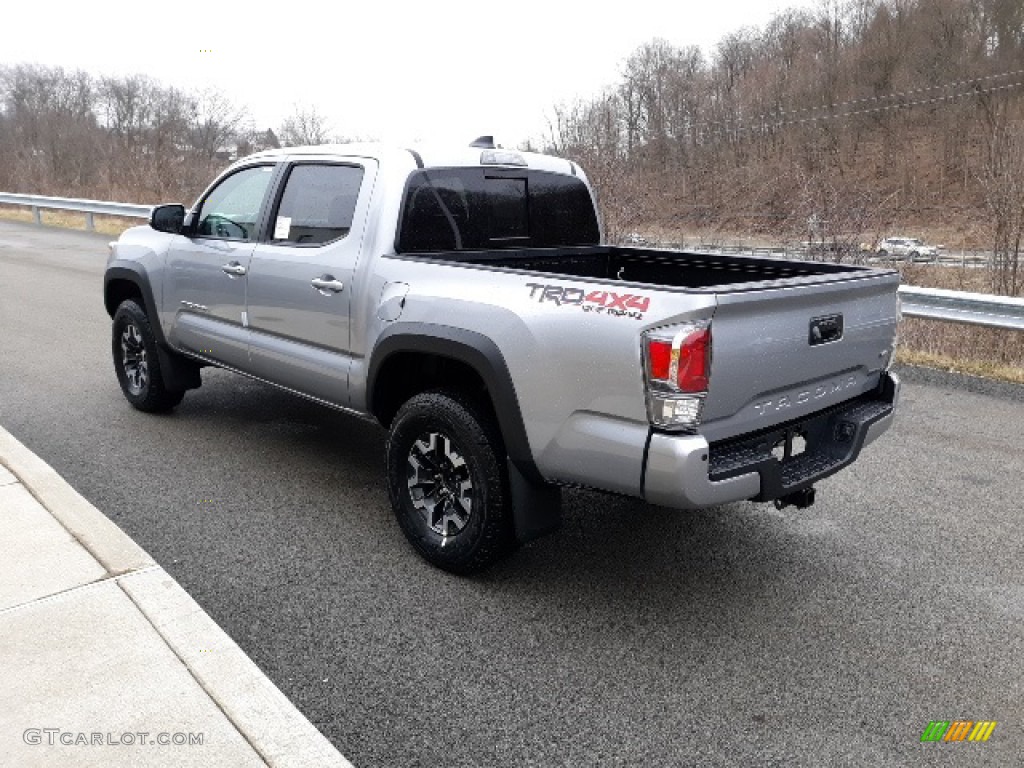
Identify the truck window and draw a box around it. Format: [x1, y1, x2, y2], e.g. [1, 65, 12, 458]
[396, 168, 599, 252]
[271, 163, 365, 246]
[196, 165, 275, 241]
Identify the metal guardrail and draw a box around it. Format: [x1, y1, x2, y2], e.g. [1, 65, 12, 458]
[2, 192, 1022, 330]
[0, 192, 150, 230]
[898, 286, 1024, 331]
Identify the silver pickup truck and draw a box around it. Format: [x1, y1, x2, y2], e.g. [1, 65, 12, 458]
[104, 138, 900, 573]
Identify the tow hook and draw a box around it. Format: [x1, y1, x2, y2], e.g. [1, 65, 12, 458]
[774, 487, 816, 511]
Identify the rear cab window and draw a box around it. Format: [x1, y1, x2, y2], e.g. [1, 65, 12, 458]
[396, 168, 599, 253]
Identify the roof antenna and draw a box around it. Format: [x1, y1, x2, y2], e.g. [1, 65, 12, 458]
[469, 135, 496, 149]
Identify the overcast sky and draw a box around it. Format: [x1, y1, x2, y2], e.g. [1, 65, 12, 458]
[4, 0, 820, 146]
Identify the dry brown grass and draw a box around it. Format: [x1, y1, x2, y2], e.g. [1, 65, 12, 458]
[897, 317, 1024, 384]
[895, 348, 1024, 384]
[899, 263, 993, 293]
[0, 205, 139, 237]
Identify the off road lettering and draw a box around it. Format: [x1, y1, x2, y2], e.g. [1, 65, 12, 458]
[526, 284, 650, 319]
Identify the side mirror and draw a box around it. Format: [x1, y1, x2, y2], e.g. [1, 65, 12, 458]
[149, 204, 186, 234]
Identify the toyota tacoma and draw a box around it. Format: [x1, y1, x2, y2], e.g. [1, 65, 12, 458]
[104, 138, 901, 573]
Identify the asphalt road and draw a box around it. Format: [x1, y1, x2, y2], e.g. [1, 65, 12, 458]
[1, 219, 1021, 767]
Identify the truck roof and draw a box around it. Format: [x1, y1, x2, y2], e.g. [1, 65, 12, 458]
[240, 142, 579, 177]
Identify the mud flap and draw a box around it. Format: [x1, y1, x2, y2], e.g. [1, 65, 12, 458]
[508, 460, 562, 544]
[156, 345, 202, 392]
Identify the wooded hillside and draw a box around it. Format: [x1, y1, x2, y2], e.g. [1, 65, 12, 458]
[1, 0, 1022, 295]
[0, 68, 333, 205]
[544, 0, 1023, 294]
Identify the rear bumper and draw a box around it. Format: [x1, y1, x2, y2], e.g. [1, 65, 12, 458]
[643, 372, 900, 509]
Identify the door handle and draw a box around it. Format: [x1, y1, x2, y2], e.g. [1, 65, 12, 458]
[222, 262, 247, 276]
[311, 276, 345, 294]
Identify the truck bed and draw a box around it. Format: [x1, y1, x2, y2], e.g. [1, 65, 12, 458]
[409, 242, 901, 447]
[430, 246, 870, 290]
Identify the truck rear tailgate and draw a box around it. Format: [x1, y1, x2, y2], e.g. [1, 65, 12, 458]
[700, 272, 900, 443]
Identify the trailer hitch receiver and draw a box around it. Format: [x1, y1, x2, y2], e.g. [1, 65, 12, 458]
[774, 486, 816, 511]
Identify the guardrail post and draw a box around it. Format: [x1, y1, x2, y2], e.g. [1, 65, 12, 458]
[32, 206, 41, 226]
[85, 212, 95, 231]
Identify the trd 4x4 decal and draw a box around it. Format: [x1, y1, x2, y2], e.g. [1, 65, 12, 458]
[526, 283, 649, 320]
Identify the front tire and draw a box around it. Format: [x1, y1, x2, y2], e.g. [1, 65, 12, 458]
[111, 300, 185, 412]
[386, 391, 517, 574]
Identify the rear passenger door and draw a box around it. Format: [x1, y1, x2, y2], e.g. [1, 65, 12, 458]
[245, 159, 376, 406]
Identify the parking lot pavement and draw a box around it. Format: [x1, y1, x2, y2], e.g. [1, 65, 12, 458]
[1, 219, 1022, 766]
[0, 426, 353, 768]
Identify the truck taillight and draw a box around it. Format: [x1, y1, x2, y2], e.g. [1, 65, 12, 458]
[642, 322, 711, 431]
[645, 327, 710, 392]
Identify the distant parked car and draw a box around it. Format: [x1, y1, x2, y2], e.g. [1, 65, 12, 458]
[624, 232, 648, 245]
[876, 237, 939, 262]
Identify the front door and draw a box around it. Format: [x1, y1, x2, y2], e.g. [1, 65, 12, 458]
[246, 160, 375, 405]
[163, 164, 277, 369]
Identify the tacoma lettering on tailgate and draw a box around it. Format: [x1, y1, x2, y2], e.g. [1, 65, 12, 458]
[752, 375, 859, 417]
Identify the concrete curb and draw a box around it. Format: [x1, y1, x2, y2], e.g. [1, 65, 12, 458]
[0, 428, 153, 576]
[117, 569, 353, 768]
[0, 426, 354, 768]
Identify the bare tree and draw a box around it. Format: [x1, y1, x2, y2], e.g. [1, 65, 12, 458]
[0, 64, 100, 192]
[97, 74, 153, 150]
[188, 89, 251, 160]
[278, 103, 332, 146]
[980, 118, 1024, 295]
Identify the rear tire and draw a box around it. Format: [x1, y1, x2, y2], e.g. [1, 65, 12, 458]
[386, 391, 517, 574]
[112, 300, 185, 412]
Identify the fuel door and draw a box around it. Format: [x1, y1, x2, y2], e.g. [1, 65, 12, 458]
[377, 282, 410, 322]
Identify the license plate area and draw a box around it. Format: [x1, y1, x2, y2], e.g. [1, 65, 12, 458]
[706, 384, 895, 501]
[770, 429, 808, 462]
